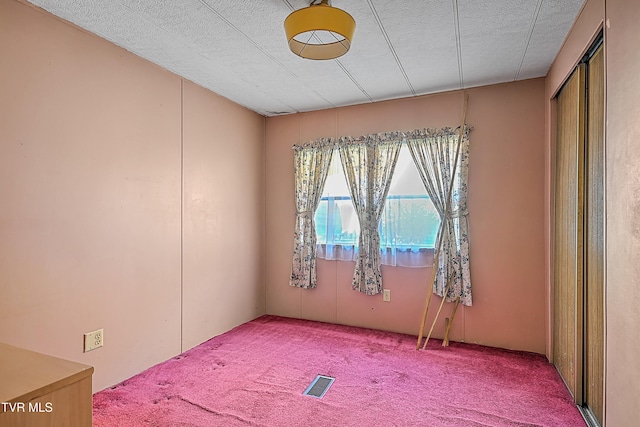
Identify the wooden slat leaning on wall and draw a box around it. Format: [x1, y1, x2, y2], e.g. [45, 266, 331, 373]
[553, 63, 585, 401]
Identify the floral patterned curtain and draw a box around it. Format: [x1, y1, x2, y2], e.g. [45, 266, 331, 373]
[290, 140, 335, 289]
[338, 135, 402, 295]
[406, 127, 472, 306]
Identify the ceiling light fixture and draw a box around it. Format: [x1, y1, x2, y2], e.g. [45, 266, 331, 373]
[284, 0, 356, 60]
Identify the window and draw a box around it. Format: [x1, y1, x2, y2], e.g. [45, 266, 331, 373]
[315, 145, 440, 260]
[314, 153, 358, 246]
[380, 146, 440, 250]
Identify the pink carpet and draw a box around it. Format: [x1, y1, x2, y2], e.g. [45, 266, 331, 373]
[93, 316, 586, 426]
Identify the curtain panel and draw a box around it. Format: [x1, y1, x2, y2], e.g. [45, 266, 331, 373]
[338, 134, 403, 295]
[289, 139, 335, 289]
[406, 127, 472, 306]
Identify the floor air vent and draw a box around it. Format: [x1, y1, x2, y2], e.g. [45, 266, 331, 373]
[303, 375, 335, 398]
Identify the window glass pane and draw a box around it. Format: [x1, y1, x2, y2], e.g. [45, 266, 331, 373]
[322, 154, 350, 197]
[315, 145, 441, 249]
[333, 199, 359, 243]
[387, 145, 428, 195]
[380, 197, 440, 248]
[382, 146, 440, 248]
[315, 200, 328, 244]
[314, 152, 359, 245]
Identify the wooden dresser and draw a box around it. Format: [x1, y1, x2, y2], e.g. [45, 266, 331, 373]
[0, 342, 94, 427]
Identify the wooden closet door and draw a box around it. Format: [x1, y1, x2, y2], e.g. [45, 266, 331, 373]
[553, 64, 585, 401]
[584, 44, 604, 425]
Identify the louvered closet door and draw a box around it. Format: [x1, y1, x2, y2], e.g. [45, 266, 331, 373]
[553, 63, 585, 401]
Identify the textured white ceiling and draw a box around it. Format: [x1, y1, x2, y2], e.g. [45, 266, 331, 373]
[26, 0, 585, 116]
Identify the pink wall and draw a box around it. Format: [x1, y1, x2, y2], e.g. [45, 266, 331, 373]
[0, 0, 265, 393]
[182, 81, 265, 350]
[265, 79, 547, 354]
[603, 0, 640, 424]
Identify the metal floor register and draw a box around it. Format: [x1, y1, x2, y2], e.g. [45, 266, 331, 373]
[302, 375, 335, 398]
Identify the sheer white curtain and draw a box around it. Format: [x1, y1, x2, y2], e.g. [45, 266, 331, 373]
[406, 127, 472, 306]
[337, 134, 402, 295]
[290, 140, 335, 289]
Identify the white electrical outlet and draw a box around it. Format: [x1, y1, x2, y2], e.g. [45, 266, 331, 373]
[383, 289, 391, 302]
[84, 328, 103, 352]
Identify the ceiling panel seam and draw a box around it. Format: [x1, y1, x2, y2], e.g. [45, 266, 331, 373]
[335, 60, 373, 102]
[452, 0, 464, 89]
[367, 0, 416, 96]
[199, 0, 336, 110]
[514, 0, 544, 81]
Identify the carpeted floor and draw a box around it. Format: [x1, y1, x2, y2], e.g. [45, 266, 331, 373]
[93, 316, 586, 426]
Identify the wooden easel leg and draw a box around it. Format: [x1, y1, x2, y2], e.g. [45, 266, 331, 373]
[422, 278, 453, 349]
[442, 297, 460, 347]
[416, 290, 434, 349]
